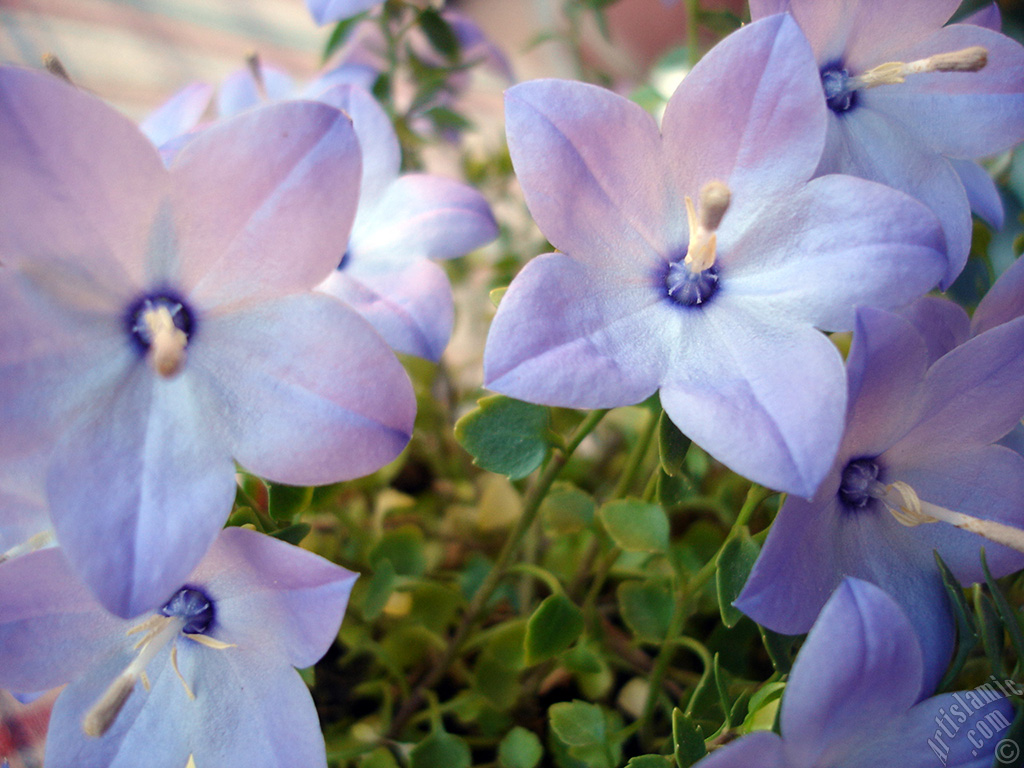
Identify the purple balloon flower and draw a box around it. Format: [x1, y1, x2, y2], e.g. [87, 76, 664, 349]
[749, 0, 1024, 287]
[0, 527, 357, 768]
[484, 14, 946, 497]
[0, 66, 415, 617]
[737, 301, 1024, 689]
[698, 578, 1015, 768]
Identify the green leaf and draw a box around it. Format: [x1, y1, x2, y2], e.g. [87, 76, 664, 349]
[758, 626, 797, 675]
[976, 589, 1006, 678]
[489, 287, 508, 307]
[226, 506, 261, 530]
[657, 408, 691, 477]
[981, 549, 1024, 668]
[270, 522, 310, 546]
[425, 106, 472, 133]
[322, 14, 366, 62]
[741, 682, 785, 734]
[715, 528, 760, 628]
[454, 395, 552, 479]
[598, 499, 669, 553]
[656, 469, 696, 508]
[525, 593, 584, 664]
[626, 757, 672, 768]
[617, 579, 674, 642]
[499, 727, 544, 768]
[935, 551, 979, 689]
[541, 484, 596, 535]
[369, 526, 427, 577]
[419, 7, 460, 61]
[671, 708, 706, 767]
[358, 747, 401, 768]
[267, 482, 313, 522]
[549, 701, 606, 747]
[360, 558, 397, 620]
[410, 731, 471, 768]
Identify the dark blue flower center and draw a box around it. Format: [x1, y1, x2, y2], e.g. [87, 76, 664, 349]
[161, 587, 214, 634]
[125, 292, 195, 354]
[665, 262, 719, 307]
[820, 63, 857, 113]
[337, 249, 351, 271]
[839, 458, 881, 510]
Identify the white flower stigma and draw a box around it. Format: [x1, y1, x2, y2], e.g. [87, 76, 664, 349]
[143, 305, 188, 379]
[869, 480, 1024, 555]
[0, 530, 55, 565]
[683, 180, 731, 273]
[850, 46, 988, 89]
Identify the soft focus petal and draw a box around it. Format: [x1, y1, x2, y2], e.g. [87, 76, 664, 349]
[195, 293, 414, 485]
[972, 255, 1024, 335]
[724, 175, 945, 331]
[896, 296, 971, 364]
[780, 579, 923, 766]
[140, 82, 213, 147]
[692, 731, 784, 768]
[189, 528, 357, 668]
[964, 2, 1002, 31]
[950, 158, 1004, 229]
[171, 101, 361, 307]
[866, 25, 1024, 160]
[0, 549, 125, 692]
[217, 64, 294, 118]
[307, 0, 379, 25]
[747, 1, 789, 19]
[662, 14, 827, 210]
[351, 174, 497, 266]
[484, 253, 668, 409]
[46, 368, 236, 617]
[319, 259, 454, 361]
[315, 83, 401, 209]
[660, 304, 846, 497]
[843, 308, 929, 458]
[0, 67, 166, 288]
[818, 107, 972, 287]
[505, 80, 676, 268]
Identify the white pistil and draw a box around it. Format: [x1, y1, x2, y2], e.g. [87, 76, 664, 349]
[871, 480, 1024, 555]
[0, 530, 55, 565]
[683, 180, 731, 273]
[82, 615, 185, 738]
[143, 306, 188, 378]
[850, 46, 988, 89]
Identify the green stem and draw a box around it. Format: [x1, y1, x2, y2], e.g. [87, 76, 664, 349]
[387, 408, 608, 737]
[612, 408, 659, 499]
[685, 0, 701, 69]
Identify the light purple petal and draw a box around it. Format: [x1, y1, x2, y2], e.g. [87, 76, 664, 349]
[950, 157, 1004, 229]
[0, 549, 125, 692]
[217, 64, 294, 118]
[748, 0, 788, 16]
[662, 14, 827, 210]
[189, 528, 357, 668]
[445, 11, 514, 83]
[842, 308, 929, 459]
[896, 296, 971, 364]
[964, 2, 1002, 31]
[0, 66, 166, 288]
[659, 303, 846, 497]
[972, 255, 1024, 335]
[865, 25, 1024, 160]
[46, 367, 237, 618]
[140, 82, 213, 147]
[692, 731, 784, 768]
[780, 579, 923, 766]
[307, 0, 379, 25]
[886, 316, 1024, 461]
[351, 174, 498, 266]
[171, 101, 361, 308]
[194, 293, 414, 485]
[723, 175, 945, 331]
[319, 259, 454, 361]
[817, 106, 972, 288]
[314, 83, 401, 209]
[484, 253, 668, 409]
[505, 79, 677, 268]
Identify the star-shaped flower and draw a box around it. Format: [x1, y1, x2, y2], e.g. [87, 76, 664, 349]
[697, 578, 1015, 768]
[749, 0, 1024, 287]
[736, 296, 1024, 689]
[0, 527, 357, 768]
[484, 14, 946, 497]
[0, 66, 416, 617]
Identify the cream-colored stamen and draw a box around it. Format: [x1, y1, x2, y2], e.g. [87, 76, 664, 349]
[0, 530, 55, 565]
[143, 306, 188, 378]
[82, 615, 185, 737]
[171, 644, 195, 701]
[683, 180, 731, 273]
[871, 480, 1024, 555]
[185, 633, 236, 650]
[851, 46, 988, 89]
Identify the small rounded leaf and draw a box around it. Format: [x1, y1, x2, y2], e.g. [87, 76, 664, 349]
[455, 395, 552, 479]
[499, 727, 544, 768]
[525, 593, 584, 664]
[598, 500, 669, 553]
